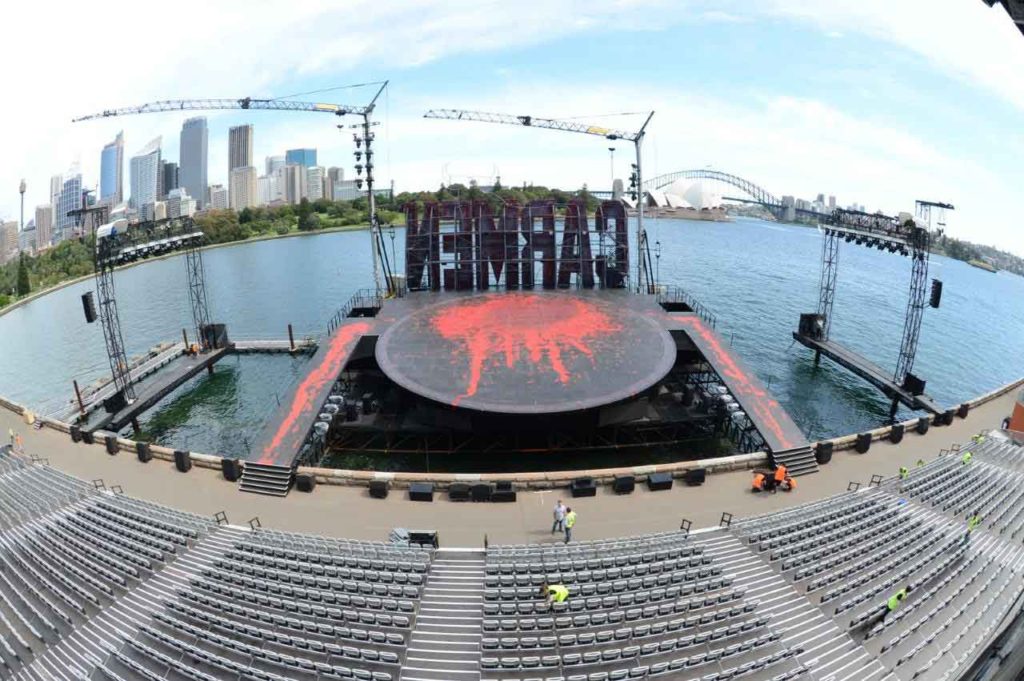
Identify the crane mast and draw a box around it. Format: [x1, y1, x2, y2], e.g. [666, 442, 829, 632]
[423, 108, 655, 292]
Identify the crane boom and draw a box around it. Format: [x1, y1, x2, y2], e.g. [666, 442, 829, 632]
[423, 108, 640, 141]
[73, 98, 369, 123]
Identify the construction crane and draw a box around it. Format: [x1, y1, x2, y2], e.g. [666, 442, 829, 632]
[423, 108, 656, 292]
[73, 82, 392, 296]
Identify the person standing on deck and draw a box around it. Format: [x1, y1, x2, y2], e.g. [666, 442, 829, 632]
[564, 507, 577, 544]
[552, 499, 567, 535]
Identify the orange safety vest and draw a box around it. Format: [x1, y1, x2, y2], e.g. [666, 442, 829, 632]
[752, 473, 765, 490]
[774, 466, 787, 483]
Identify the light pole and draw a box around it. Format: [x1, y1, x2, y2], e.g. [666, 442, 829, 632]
[19, 179, 26, 231]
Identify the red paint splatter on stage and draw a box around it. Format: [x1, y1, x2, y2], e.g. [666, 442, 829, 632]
[432, 294, 622, 405]
[259, 322, 371, 464]
[672, 315, 795, 450]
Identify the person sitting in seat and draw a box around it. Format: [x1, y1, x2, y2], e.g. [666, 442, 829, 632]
[899, 466, 909, 480]
[539, 582, 570, 608]
[962, 451, 973, 466]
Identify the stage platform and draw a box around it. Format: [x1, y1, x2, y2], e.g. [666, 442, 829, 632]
[86, 347, 230, 433]
[793, 333, 942, 414]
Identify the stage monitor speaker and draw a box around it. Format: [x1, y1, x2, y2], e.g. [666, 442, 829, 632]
[174, 450, 192, 472]
[369, 480, 390, 499]
[916, 418, 930, 435]
[929, 279, 943, 308]
[957, 403, 970, 419]
[684, 468, 707, 486]
[70, 424, 82, 443]
[647, 472, 673, 491]
[613, 475, 635, 495]
[103, 390, 127, 415]
[221, 457, 241, 482]
[448, 483, 471, 501]
[492, 488, 517, 502]
[409, 482, 434, 502]
[889, 424, 905, 444]
[902, 373, 927, 397]
[471, 483, 493, 502]
[105, 435, 118, 455]
[815, 441, 834, 465]
[136, 441, 152, 462]
[943, 409, 956, 426]
[409, 530, 439, 549]
[81, 292, 97, 324]
[296, 472, 316, 493]
[571, 477, 597, 497]
[855, 433, 872, 453]
[82, 430, 95, 445]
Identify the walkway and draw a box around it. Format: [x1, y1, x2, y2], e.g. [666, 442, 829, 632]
[0, 388, 1016, 548]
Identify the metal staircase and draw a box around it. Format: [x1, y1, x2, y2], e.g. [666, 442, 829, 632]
[769, 445, 819, 476]
[238, 461, 295, 496]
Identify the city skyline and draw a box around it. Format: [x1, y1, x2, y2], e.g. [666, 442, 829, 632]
[1, 1, 1023, 256]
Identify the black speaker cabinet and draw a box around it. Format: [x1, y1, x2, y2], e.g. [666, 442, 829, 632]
[136, 441, 152, 463]
[647, 472, 673, 491]
[684, 468, 707, 486]
[942, 409, 956, 426]
[916, 418, 930, 435]
[221, 458, 241, 481]
[492, 482, 517, 502]
[957, 403, 970, 419]
[81, 291, 97, 323]
[70, 424, 82, 443]
[855, 433, 872, 454]
[409, 482, 434, 502]
[612, 475, 635, 494]
[296, 473, 316, 493]
[174, 450, 192, 472]
[409, 531, 439, 549]
[815, 441, 834, 464]
[571, 477, 597, 497]
[369, 480, 390, 499]
[82, 430, 95, 445]
[889, 424, 905, 444]
[471, 483, 493, 502]
[448, 483, 471, 501]
[105, 435, 118, 455]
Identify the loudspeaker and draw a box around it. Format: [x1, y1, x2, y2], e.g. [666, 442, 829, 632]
[957, 403, 970, 419]
[81, 292, 97, 324]
[409, 531, 439, 549]
[296, 472, 316, 493]
[855, 433, 872, 453]
[369, 479, 390, 499]
[492, 481, 517, 502]
[613, 475, 636, 494]
[684, 468, 707, 486]
[136, 441, 152, 462]
[889, 424, 905, 444]
[174, 450, 192, 472]
[916, 418, 930, 435]
[902, 373, 927, 397]
[943, 409, 956, 426]
[815, 441, 834, 465]
[82, 430, 95, 445]
[105, 435, 118, 455]
[448, 483, 471, 501]
[221, 457, 242, 482]
[103, 390, 127, 415]
[571, 477, 597, 497]
[647, 472, 673, 491]
[409, 482, 434, 502]
[929, 279, 943, 308]
[70, 424, 82, 443]
[471, 483, 493, 502]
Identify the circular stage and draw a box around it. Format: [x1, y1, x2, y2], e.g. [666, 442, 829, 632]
[375, 292, 676, 414]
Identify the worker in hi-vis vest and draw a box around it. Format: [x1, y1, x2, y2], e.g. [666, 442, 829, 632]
[899, 466, 909, 480]
[540, 582, 570, 607]
[563, 508, 577, 544]
[962, 451, 973, 465]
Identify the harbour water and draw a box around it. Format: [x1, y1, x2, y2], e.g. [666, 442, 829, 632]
[0, 218, 1021, 460]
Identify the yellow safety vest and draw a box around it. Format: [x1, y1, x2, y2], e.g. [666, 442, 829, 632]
[548, 585, 570, 602]
[968, 515, 982, 532]
[962, 452, 973, 465]
[887, 589, 907, 612]
[565, 511, 577, 529]
[899, 467, 909, 479]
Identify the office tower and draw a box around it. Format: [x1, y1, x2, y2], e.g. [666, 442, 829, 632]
[282, 165, 307, 204]
[34, 205, 53, 247]
[285, 148, 317, 168]
[257, 175, 279, 206]
[266, 155, 285, 176]
[180, 117, 208, 209]
[162, 161, 179, 197]
[229, 124, 254, 172]
[306, 166, 325, 201]
[129, 137, 162, 215]
[208, 184, 228, 210]
[55, 171, 82, 242]
[326, 167, 344, 200]
[0, 221, 17, 263]
[229, 166, 258, 210]
[166, 189, 196, 218]
[100, 131, 124, 205]
[828, 195, 836, 210]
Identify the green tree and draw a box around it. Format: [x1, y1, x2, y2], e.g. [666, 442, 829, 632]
[238, 207, 254, 224]
[16, 253, 30, 296]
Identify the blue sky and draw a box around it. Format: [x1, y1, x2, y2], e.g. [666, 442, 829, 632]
[3, 0, 1022, 254]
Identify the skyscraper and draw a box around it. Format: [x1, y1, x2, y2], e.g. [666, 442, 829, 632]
[179, 117, 208, 210]
[34, 205, 53, 247]
[229, 166, 258, 210]
[327, 167, 344, 200]
[286, 148, 317, 168]
[265, 155, 285, 176]
[129, 137, 162, 215]
[0, 221, 18, 263]
[229, 125, 254, 173]
[282, 165, 307, 204]
[100, 131, 124, 205]
[208, 184, 229, 210]
[162, 161, 179, 198]
[306, 166, 326, 201]
[55, 172, 82, 242]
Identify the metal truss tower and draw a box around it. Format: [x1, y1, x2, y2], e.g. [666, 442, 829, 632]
[92, 216, 136, 404]
[183, 227, 212, 349]
[816, 228, 841, 341]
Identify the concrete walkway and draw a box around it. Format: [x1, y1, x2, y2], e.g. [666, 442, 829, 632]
[1, 389, 1016, 548]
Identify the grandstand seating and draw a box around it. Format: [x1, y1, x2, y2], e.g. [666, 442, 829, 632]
[2, 433, 1024, 681]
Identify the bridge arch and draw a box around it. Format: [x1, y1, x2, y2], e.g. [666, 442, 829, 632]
[643, 169, 780, 208]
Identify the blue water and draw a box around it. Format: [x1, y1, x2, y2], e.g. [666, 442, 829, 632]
[0, 219, 1021, 456]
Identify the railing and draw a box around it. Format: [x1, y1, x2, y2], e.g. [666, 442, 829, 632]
[326, 288, 384, 335]
[657, 285, 718, 329]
